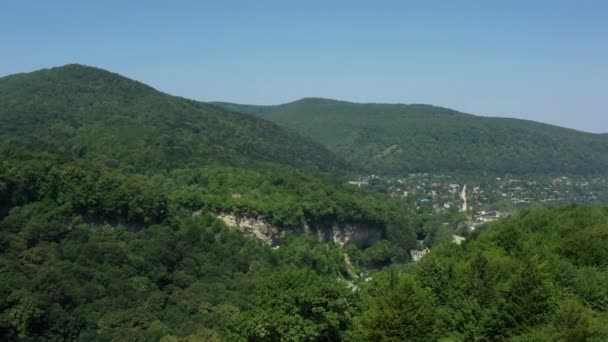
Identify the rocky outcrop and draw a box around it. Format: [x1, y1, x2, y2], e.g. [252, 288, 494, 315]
[215, 212, 384, 247]
[216, 213, 286, 246]
[410, 248, 430, 262]
[326, 222, 383, 248]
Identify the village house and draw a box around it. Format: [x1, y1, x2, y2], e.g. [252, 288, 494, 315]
[474, 210, 501, 222]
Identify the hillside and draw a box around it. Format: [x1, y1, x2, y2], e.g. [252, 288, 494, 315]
[354, 205, 608, 340]
[0, 66, 346, 174]
[2, 163, 607, 341]
[215, 98, 608, 175]
[0, 147, 416, 340]
[2, 65, 606, 341]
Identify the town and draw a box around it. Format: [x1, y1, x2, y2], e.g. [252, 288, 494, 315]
[349, 173, 608, 262]
[349, 173, 608, 220]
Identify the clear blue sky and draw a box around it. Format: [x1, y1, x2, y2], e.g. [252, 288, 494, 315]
[1, 0, 607, 132]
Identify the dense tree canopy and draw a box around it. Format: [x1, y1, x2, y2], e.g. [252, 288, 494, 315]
[3, 167, 606, 341]
[354, 206, 608, 341]
[217, 98, 608, 175]
[0, 65, 346, 174]
[2, 64, 607, 341]
[0, 151, 359, 341]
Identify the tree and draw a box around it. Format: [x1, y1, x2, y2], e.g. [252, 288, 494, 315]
[356, 274, 445, 341]
[554, 298, 594, 342]
[0, 291, 45, 339]
[242, 269, 353, 341]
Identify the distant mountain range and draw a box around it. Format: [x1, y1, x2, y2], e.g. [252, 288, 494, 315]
[0, 65, 345, 174]
[215, 98, 608, 175]
[1, 65, 607, 341]
[2, 65, 605, 177]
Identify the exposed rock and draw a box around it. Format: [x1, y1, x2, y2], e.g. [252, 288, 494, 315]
[327, 222, 383, 248]
[341, 278, 358, 292]
[410, 248, 430, 262]
[213, 212, 384, 248]
[343, 253, 357, 279]
[452, 234, 466, 245]
[216, 213, 285, 246]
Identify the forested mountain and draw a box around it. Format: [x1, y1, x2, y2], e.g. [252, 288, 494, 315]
[216, 98, 608, 175]
[2, 64, 607, 341]
[0, 66, 346, 174]
[0, 66, 419, 339]
[0, 64, 415, 252]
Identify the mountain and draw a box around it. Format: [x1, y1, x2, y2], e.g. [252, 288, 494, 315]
[0, 65, 420, 253]
[215, 98, 608, 175]
[1, 65, 606, 341]
[0, 66, 346, 173]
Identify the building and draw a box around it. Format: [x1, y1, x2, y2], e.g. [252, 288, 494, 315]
[474, 211, 501, 222]
[347, 181, 368, 187]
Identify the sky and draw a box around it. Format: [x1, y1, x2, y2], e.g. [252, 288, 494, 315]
[1, 0, 607, 133]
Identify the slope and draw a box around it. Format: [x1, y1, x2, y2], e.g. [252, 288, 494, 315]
[355, 205, 608, 340]
[0, 66, 345, 174]
[215, 98, 608, 175]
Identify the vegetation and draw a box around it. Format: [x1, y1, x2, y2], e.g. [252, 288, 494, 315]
[0, 146, 416, 242]
[1, 65, 607, 341]
[2, 157, 607, 340]
[163, 165, 391, 227]
[216, 98, 608, 175]
[0, 66, 346, 174]
[354, 206, 608, 341]
[0, 149, 358, 341]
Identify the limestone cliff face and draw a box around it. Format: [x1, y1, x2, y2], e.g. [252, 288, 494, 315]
[215, 212, 384, 247]
[216, 213, 286, 246]
[326, 222, 384, 248]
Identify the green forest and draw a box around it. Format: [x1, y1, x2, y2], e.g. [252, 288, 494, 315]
[2, 154, 607, 340]
[0, 65, 345, 174]
[1, 65, 607, 341]
[216, 98, 608, 176]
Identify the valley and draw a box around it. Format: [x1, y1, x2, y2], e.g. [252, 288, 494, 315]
[4, 2, 608, 340]
[0, 65, 607, 341]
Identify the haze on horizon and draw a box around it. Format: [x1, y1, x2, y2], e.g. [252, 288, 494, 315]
[1, 0, 607, 133]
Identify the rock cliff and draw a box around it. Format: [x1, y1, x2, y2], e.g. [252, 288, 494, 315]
[215, 212, 384, 247]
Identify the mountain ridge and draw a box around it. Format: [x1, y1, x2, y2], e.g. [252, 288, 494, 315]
[0, 64, 348, 174]
[215, 97, 598, 134]
[215, 98, 608, 175]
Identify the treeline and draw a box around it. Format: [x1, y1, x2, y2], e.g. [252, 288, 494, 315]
[0, 147, 168, 226]
[162, 165, 420, 264]
[0, 146, 414, 233]
[165, 166, 395, 227]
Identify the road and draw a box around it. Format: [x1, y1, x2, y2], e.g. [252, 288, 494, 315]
[460, 184, 468, 212]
